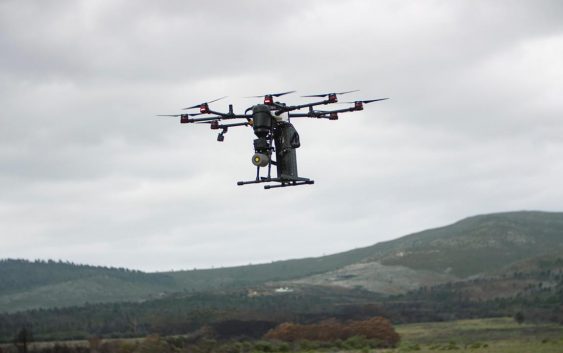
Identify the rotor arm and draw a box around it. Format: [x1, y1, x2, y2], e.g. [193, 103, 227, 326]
[275, 90, 359, 115]
[288, 112, 333, 119]
[288, 104, 364, 120]
[291, 97, 389, 121]
[206, 109, 250, 119]
[197, 121, 250, 129]
[273, 99, 336, 116]
[185, 113, 249, 123]
[212, 121, 251, 142]
[195, 120, 251, 142]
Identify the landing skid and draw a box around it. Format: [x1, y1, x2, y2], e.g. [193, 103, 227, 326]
[237, 165, 314, 190]
[237, 177, 314, 190]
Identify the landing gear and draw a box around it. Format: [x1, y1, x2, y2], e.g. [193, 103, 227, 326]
[237, 172, 314, 190]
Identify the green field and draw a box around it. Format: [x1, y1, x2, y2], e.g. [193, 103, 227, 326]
[391, 317, 563, 352]
[2, 317, 563, 353]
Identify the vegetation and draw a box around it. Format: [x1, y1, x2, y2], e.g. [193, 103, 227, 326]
[396, 317, 563, 344]
[0, 260, 176, 295]
[2, 318, 562, 353]
[0, 286, 386, 342]
[2, 211, 563, 344]
[0, 260, 179, 313]
[265, 317, 399, 346]
[392, 317, 563, 352]
[3, 211, 563, 313]
[0, 246, 376, 313]
[377, 211, 563, 277]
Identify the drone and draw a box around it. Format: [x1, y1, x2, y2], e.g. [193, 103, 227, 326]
[159, 90, 388, 189]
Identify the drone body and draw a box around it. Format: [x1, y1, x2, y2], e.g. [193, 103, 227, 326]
[159, 91, 388, 189]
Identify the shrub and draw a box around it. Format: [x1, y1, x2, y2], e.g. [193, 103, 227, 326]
[264, 316, 399, 347]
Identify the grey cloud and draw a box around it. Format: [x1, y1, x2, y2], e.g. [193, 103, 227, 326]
[1, 0, 562, 271]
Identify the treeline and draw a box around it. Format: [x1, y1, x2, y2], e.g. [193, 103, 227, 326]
[1, 335, 391, 353]
[2, 262, 563, 343]
[389, 267, 563, 324]
[0, 259, 175, 295]
[1, 316, 399, 353]
[0, 287, 382, 342]
[2, 278, 563, 343]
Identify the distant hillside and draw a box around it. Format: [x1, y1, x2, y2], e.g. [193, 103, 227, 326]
[400, 252, 563, 302]
[1, 210, 562, 313]
[165, 245, 380, 290]
[0, 260, 180, 312]
[287, 211, 563, 292]
[0, 259, 176, 295]
[0, 247, 376, 313]
[371, 211, 563, 277]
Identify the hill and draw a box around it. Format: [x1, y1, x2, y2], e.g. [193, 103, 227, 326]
[0, 246, 376, 313]
[288, 211, 563, 292]
[371, 211, 563, 277]
[397, 251, 563, 302]
[1, 210, 562, 313]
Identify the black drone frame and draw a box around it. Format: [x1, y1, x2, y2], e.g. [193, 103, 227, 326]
[158, 91, 388, 189]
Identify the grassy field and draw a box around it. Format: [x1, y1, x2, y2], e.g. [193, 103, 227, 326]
[2, 317, 562, 353]
[391, 317, 563, 352]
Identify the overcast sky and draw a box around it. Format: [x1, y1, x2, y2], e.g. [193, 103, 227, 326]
[1, 1, 562, 271]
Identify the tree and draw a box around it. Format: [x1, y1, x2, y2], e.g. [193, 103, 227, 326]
[13, 327, 32, 353]
[514, 311, 525, 324]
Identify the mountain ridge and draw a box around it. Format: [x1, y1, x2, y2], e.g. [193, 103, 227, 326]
[1, 210, 562, 313]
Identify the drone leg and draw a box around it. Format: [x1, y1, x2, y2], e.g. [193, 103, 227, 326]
[267, 160, 272, 179]
[267, 133, 274, 179]
[255, 166, 261, 181]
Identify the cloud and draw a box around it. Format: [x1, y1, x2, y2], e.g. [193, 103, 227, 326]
[1, 0, 562, 271]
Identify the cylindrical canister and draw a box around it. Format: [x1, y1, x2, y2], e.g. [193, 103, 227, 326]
[252, 104, 273, 138]
[274, 122, 300, 179]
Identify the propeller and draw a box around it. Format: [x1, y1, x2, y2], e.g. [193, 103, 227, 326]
[301, 90, 359, 98]
[246, 90, 296, 98]
[183, 96, 227, 110]
[344, 98, 389, 104]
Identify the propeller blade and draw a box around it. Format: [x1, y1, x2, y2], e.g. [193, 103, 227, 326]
[183, 96, 228, 110]
[301, 94, 326, 98]
[207, 96, 228, 104]
[344, 98, 389, 104]
[246, 90, 296, 98]
[301, 90, 359, 98]
[364, 98, 389, 103]
[271, 90, 296, 97]
[156, 113, 203, 117]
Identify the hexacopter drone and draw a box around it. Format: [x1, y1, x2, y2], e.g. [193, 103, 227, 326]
[159, 91, 388, 189]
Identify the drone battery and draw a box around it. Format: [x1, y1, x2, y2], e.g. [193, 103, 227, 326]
[251, 104, 273, 138]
